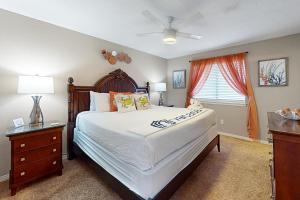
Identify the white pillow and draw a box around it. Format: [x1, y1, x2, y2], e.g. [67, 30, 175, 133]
[90, 91, 110, 112]
[115, 94, 136, 113]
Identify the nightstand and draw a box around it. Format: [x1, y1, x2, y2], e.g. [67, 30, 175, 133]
[6, 122, 65, 196]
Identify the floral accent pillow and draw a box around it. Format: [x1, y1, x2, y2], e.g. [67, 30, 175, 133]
[115, 94, 137, 113]
[134, 93, 151, 110]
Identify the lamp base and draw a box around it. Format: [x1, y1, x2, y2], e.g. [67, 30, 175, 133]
[158, 92, 164, 106]
[30, 96, 44, 125]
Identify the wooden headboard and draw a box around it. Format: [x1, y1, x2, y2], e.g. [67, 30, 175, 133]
[67, 69, 149, 159]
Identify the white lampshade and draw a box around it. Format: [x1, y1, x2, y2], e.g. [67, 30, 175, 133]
[18, 75, 54, 94]
[152, 82, 166, 92]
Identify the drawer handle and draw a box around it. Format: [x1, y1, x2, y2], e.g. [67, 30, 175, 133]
[20, 171, 26, 176]
[53, 148, 57, 153]
[52, 136, 57, 140]
[20, 143, 26, 148]
[52, 161, 57, 165]
[20, 157, 26, 162]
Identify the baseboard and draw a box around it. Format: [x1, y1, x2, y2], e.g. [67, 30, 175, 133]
[62, 153, 68, 160]
[0, 153, 69, 183]
[218, 132, 270, 145]
[0, 174, 9, 182]
[259, 140, 270, 145]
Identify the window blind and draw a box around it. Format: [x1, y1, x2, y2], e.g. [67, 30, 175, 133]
[193, 64, 246, 105]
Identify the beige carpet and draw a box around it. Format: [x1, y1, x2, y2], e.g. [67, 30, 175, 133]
[0, 136, 271, 200]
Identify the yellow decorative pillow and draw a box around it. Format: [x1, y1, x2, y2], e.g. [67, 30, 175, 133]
[115, 94, 136, 112]
[134, 93, 151, 110]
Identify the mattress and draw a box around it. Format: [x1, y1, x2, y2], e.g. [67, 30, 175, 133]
[74, 124, 218, 199]
[75, 106, 216, 171]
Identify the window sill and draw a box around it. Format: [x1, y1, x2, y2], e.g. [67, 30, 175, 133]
[200, 101, 247, 107]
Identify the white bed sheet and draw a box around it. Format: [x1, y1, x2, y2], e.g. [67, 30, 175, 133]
[74, 125, 218, 199]
[76, 106, 216, 171]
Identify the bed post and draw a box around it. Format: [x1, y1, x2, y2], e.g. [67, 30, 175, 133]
[67, 77, 76, 160]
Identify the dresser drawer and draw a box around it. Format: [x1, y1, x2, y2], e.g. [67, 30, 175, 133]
[12, 156, 62, 184]
[14, 143, 61, 167]
[13, 130, 61, 153]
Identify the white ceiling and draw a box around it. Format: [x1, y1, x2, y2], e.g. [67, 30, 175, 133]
[0, 0, 300, 59]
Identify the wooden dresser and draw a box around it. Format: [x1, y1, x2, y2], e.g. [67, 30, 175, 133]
[6, 122, 65, 196]
[268, 112, 300, 200]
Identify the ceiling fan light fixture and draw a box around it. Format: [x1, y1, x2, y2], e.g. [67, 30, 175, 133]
[163, 36, 176, 45]
[163, 29, 177, 45]
[138, 11, 203, 45]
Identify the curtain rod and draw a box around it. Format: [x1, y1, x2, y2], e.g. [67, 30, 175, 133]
[188, 51, 249, 63]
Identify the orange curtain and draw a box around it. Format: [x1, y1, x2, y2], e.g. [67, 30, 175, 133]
[216, 53, 259, 139]
[185, 59, 213, 107]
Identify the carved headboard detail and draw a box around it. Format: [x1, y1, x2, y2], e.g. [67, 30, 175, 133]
[67, 69, 149, 159]
[94, 69, 140, 93]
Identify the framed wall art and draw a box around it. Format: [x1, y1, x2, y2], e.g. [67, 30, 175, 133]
[258, 57, 288, 87]
[173, 70, 186, 89]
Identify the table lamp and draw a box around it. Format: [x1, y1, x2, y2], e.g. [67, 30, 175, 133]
[18, 75, 54, 125]
[153, 82, 166, 106]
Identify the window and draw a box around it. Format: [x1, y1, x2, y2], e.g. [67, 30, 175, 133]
[193, 64, 246, 105]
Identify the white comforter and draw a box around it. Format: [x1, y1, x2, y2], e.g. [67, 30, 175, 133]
[75, 106, 216, 171]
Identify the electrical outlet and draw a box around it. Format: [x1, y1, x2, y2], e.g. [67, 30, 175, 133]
[220, 119, 224, 125]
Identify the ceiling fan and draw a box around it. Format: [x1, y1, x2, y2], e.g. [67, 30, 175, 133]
[137, 10, 203, 45]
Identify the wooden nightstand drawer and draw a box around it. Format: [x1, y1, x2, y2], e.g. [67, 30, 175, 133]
[13, 129, 61, 153]
[14, 143, 61, 167]
[12, 156, 62, 184]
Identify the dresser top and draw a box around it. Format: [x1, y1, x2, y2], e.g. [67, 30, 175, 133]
[6, 122, 65, 137]
[268, 112, 300, 136]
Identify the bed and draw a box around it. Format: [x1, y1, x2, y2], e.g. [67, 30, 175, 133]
[67, 69, 220, 200]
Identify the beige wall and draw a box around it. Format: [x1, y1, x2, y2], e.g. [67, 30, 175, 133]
[0, 10, 167, 177]
[1, 7, 300, 178]
[167, 34, 300, 140]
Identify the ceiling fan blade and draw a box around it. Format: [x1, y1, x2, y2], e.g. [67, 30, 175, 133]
[142, 10, 167, 28]
[137, 32, 163, 37]
[177, 32, 203, 40]
[176, 12, 204, 29]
